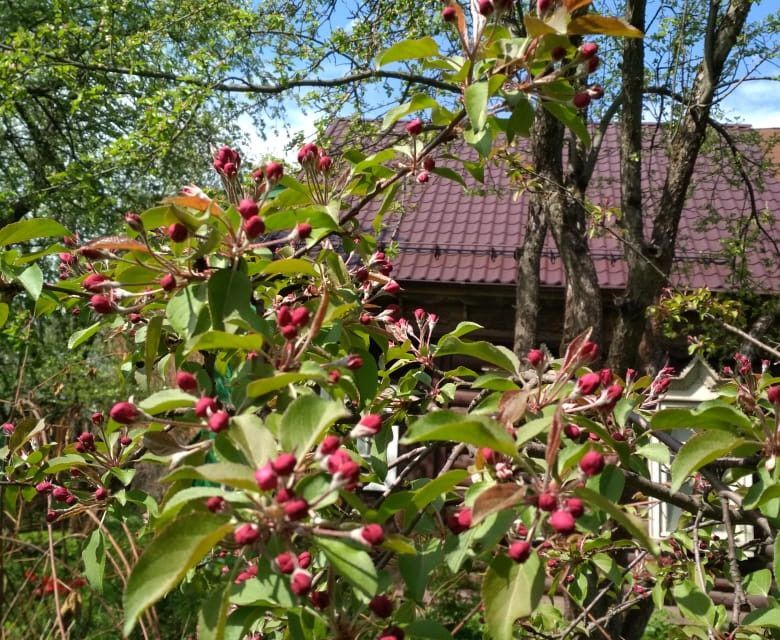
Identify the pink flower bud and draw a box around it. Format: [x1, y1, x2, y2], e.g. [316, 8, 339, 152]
[275, 551, 295, 574]
[310, 590, 330, 609]
[580, 341, 599, 362]
[405, 118, 423, 136]
[296, 222, 312, 239]
[587, 56, 600, 73]
[346, 354, 363, 370]
[298, 551, 312, 569]
[383, 280, 401, 294]
[527, 349, 544, 367]
[566, 497, 584, 518]
[478, 0, 493, 15]
[238, 198, 259, 220]
[318, 435, 341, 456]
[125, 213, 144, 232]
[768, 385, 780, 405]
[290, 569, 312, 596]
[447, 508, 473, 534]
[297, 143, 319, 166]
[207, 410, 230, 433]
[243, 215, 266, 238]
[276, 306, 293, 327]
[589, 84, 604, 100]
[2, 422, 15, 435]
[442, 5, 456, 22]
[90, 412, 103, 425]
[280, 324, 298, 340]
[579, 42, 598, 59]
[598, 368, 613, 387]
[350, 414, 382, 439]
[213, 146, 241, 175]
[89, 294, 115, 314]
[36, 481, 54, 494]
[480, 447, 496, 464]
[276, 487, 293, 504]
[167, 223, 188, 243]
[508, 540, 531, 563]
[195, 396, 218, 418]
[549, 510, 576, 534]
[537, 0, 550, 12]
[65, 494, 77, 506]
[176, 371, 198, 392]
[328, 370, 341, 384]
[283, 498, 309, 521]
[369, 595, 394, 618]
[416, 171, 429, 184]
[579, 450, 605, 477]
[265, 160, 284, 183]
[538, 493, 557, 512]
[272, 453, 297, 476]
[563, 424, 581, 439]
[110, 401, 139, 424]
[119, 435, 132, 447]
[379, 626, 405, 640]
[422, 156, 435, 171]
[255, 463, 278, 490]
[59, 252, 76, 265]
[46, 510, 58, 523]
[573, 92, 591, 109]
[575, 372, 601, 396]
[291, 307, 310, 327]
[318, 155, 333, 172]
[233, 523, 260, 545]
[94, 487, 108, 500]
[355, 523, 384, 546]
[551, 46, 567, 61]
[205, 496, 225, 512]
[160, 273, 176, 292]
[82, 273, 108, 292]
[52, 486, 70, 502]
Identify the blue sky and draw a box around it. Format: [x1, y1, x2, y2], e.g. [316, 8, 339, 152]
[239, 0, 779, 163]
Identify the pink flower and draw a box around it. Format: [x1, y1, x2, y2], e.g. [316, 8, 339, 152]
[350, 414, 383, 439]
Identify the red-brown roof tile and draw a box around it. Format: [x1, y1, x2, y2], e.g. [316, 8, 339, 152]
[328, 122, 780, 292]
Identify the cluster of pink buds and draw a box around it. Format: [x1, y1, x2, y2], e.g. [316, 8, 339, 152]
[213, 146, 241, 178]
[297, 143, 332, 173]
[74, 432, 96, 454]
[238, 198, 266, 238]
[276, 304, 310, 341]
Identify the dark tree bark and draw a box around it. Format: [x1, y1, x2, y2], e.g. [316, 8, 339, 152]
[608, 0, 754, 370]
[513, 197, 547, 356]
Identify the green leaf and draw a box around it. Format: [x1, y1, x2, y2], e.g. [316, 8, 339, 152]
[231, 569, 295, 607]
[82, 529, 105, 594]
[672, 581, 716, 626]
[45, 454, 86, 474]
[167, 283, 208, 339]
[208, 269, 255, 331]
[403, 410, 517, 459]
[651, 403, 754, 436]
[259, 258, 318, 278]
[164, 463, 258, 492]
[246, 371, 325, 398]
[0, 218, 70, 246]
[123, 513, 233, 636]
[229, 414, 276, 468]
[17, 264, 43, 300]
[0, 302, 8, 328]
[464, 81, 489, 131]
[138, 389, 196, 415]
[430, 166, 467, 187]
[482, 552, 545, 640]
[775, 535, 780, 586]
[406, 620, 454, 640]
[515, 415, 553, 448]
[382, 94, 440, 130]
[68, 321, 101, 349]
[744, 607, 780, 628]
[399, 542, 443, 604]
[187, 331, 263, 353]
[744, 569, 772, 597]
[376, 37, 440, 67]
[575, 487, 659, 556]
[316, 537, 378, 598]
[542, 102, 590, 146]
[8, 418, 46, 453]
[144, 315, 163, 389]
[435, 335, 519, 374]
[669, 431, 745, 493]
[411, 470, 468, 510]
[280, 395, 349, 456]
[156, 487, 248, 527]
[198, 586, 230, 640]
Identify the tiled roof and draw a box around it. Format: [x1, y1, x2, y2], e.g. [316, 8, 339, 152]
[327, 121, 780, 292]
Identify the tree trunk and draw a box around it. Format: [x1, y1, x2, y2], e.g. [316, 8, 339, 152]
[608, 0, 752, 370]
[513, 198, 547, 356]
[524, 107, 603, 353]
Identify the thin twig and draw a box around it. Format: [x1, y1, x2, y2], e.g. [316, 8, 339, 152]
[47, 497, 68, 640]
[721, 492, 747, 626]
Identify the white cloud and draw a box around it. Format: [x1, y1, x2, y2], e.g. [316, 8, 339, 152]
[720, 80, 780, 128]
[237, 107, 318, 165]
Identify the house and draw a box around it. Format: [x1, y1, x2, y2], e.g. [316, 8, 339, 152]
[327, 121, 780, 360]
